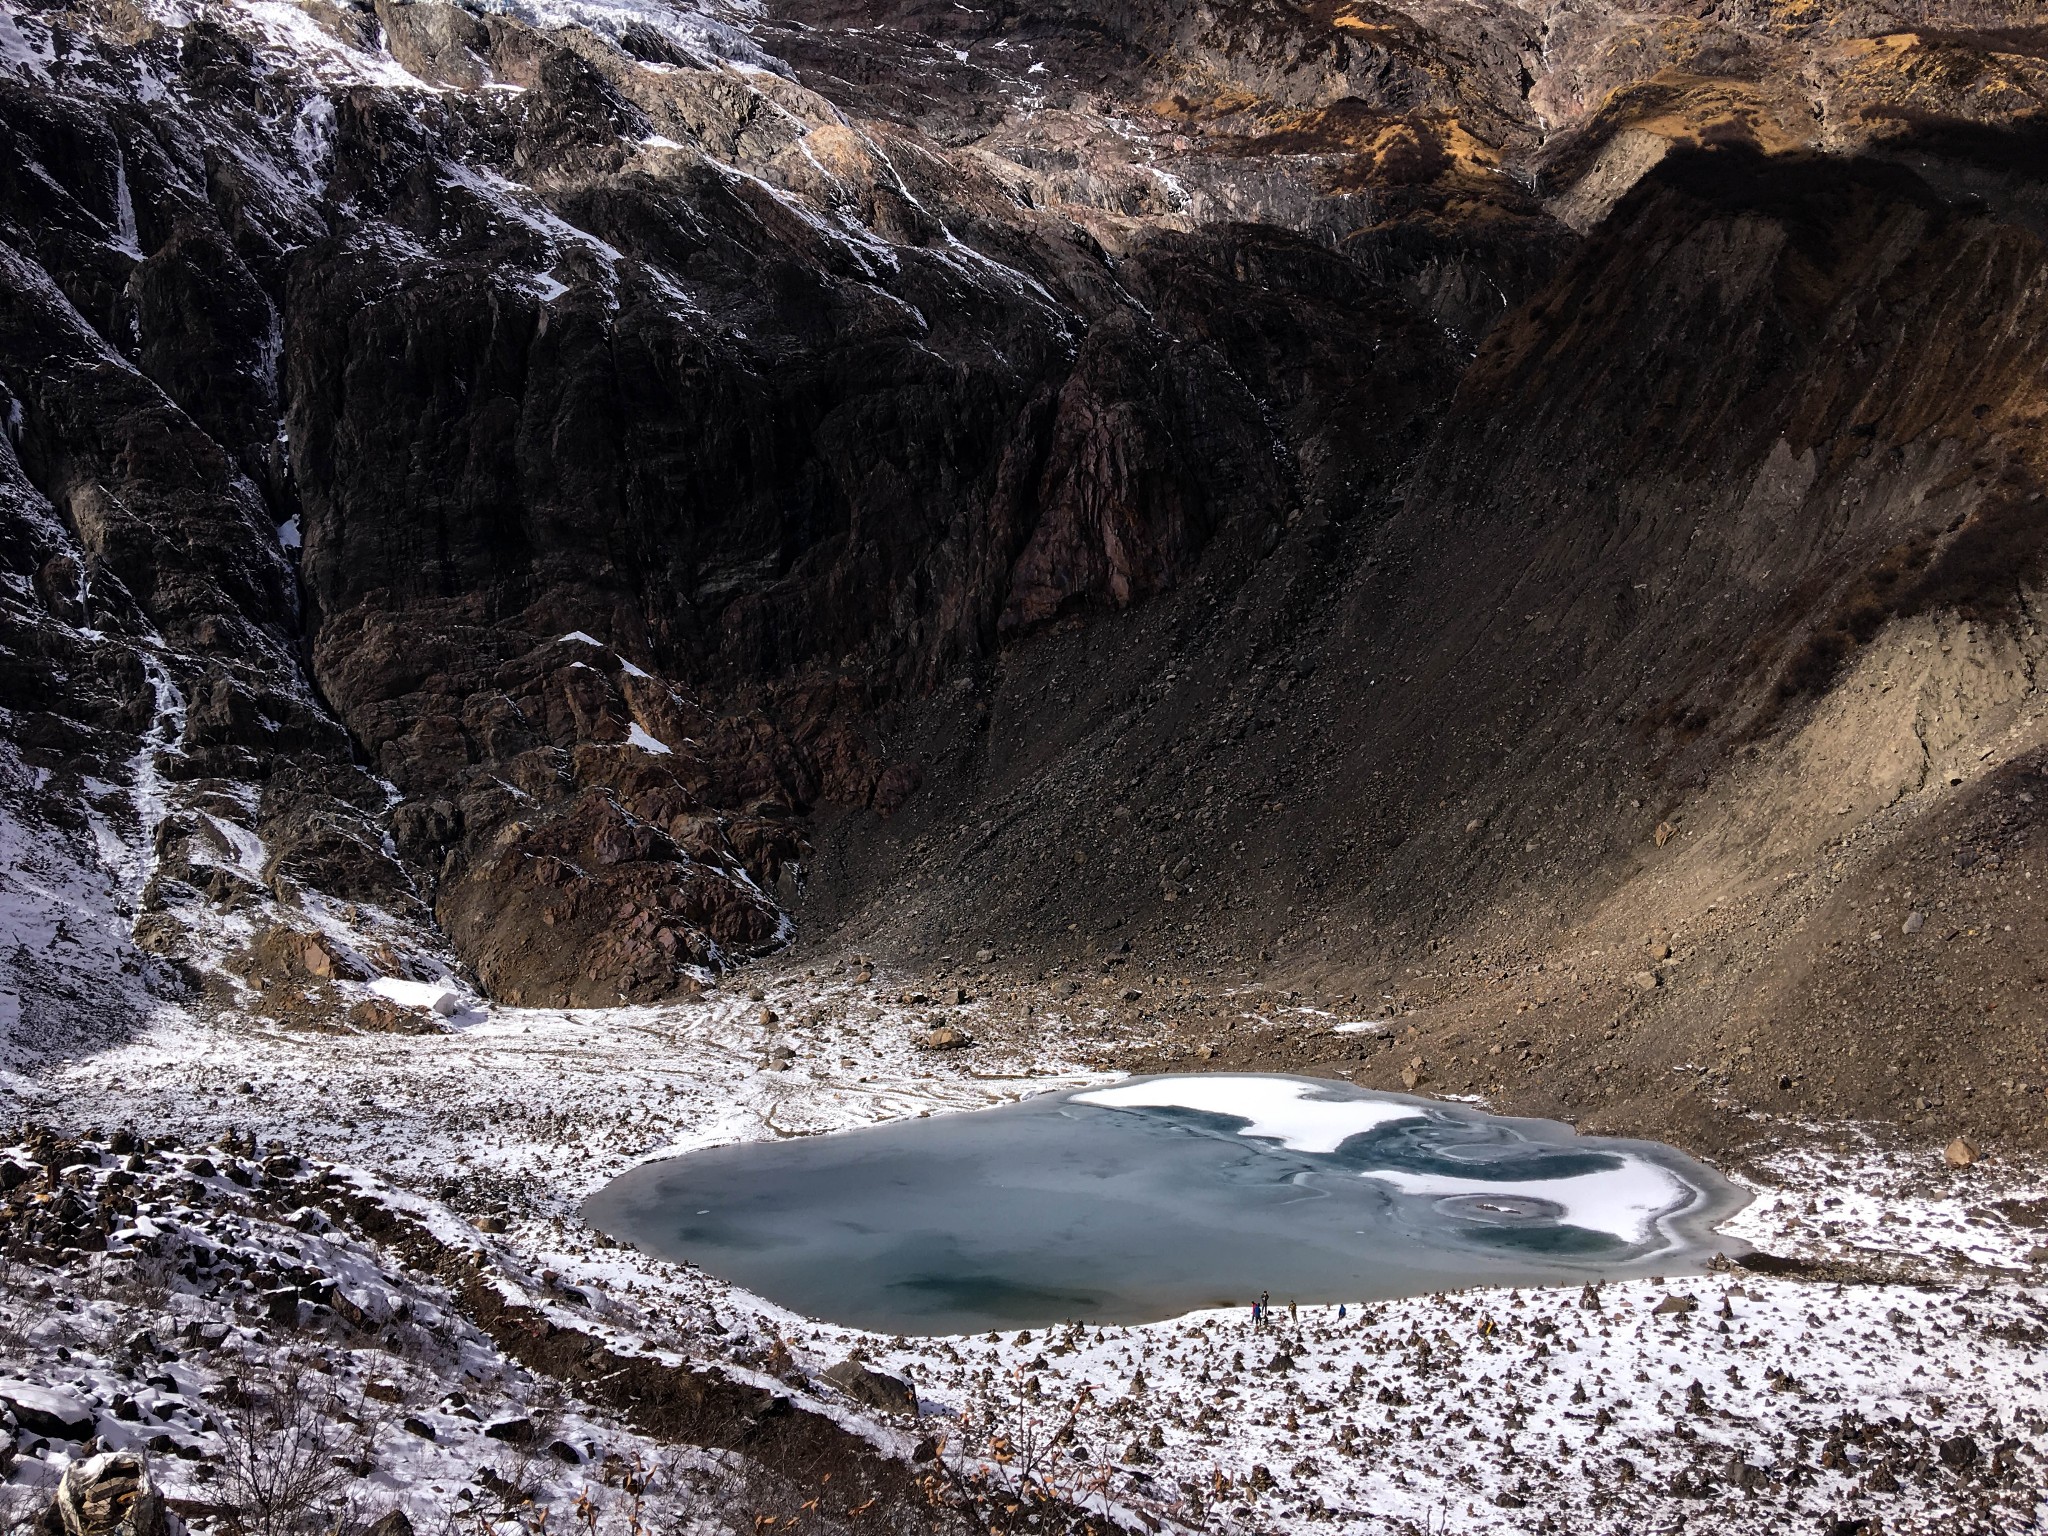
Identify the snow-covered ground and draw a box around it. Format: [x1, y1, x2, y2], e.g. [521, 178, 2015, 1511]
[0, 1146, 749, 1536]
[3, 965, 2045, 1534]
[15, 966, 1103, 1216]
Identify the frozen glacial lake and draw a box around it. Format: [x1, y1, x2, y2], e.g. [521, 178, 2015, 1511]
[583, 1074, 1748, 1334]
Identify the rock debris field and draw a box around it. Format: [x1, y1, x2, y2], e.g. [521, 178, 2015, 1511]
[3, 966, 2046, 1534]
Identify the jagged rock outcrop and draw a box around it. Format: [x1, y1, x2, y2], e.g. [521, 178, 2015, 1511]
[37, 1451, 165, 1536]
[0, 0, 1488, 1007]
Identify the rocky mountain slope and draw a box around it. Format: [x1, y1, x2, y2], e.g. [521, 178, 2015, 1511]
[1, 0, 2046, 1130]
[823, 116, 2048, 1158]
[4, 1, 2048, 1530]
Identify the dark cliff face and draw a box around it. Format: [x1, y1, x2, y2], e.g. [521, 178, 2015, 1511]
[0, 0, 2044, 1063]
[257, 21, 1476, 1004]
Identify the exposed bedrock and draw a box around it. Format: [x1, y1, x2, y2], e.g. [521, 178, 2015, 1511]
[0, 0, 2044, 1071]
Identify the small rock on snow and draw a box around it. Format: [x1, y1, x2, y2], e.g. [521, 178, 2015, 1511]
[821, 1359, 916, 1416]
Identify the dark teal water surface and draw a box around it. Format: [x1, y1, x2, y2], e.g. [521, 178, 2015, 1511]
[583, 1074, 1747, 1334]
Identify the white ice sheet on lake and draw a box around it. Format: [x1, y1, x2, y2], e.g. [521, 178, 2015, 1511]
[1357, 1161, 1691, 1246]
[1073, 1075, 1424, 1154]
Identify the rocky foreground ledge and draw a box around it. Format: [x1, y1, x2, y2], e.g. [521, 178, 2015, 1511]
[0, 1123, 1128, 1536]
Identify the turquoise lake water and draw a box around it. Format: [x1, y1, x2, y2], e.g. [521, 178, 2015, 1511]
[583, 1074, 1748, 1334]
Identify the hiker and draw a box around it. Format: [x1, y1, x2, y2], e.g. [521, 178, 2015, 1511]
[1337, 1303, 1347, 1320]
[1288, 1299, 1297, 1322]
[1251, 1299, 1262, 1327]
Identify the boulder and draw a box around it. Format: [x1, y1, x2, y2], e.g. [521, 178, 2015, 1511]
[0, 1381, 94, 1440]
[1650, 1294, 1697, 1316]
[919, 1024, 973, 1050]
[1945, 1137, 1980, 1168]
[347, 998, 445, 1036]
[821, 1359, 916, 1416]
[49, 1451, 164, 1536]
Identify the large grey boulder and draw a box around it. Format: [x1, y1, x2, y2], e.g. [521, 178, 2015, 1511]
[821, 1359, 917, 1416]
[0, 1382, 93, 1441]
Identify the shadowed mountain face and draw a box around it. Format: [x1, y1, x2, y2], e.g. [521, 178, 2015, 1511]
[0, 0, 2045, 1140]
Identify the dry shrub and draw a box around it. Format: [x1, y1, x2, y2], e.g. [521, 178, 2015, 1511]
[214, 1365, 367, 1536]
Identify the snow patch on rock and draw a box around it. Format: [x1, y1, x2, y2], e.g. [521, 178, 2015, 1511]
[626, 723, 672, 756]
[367, 976, 464, 1015]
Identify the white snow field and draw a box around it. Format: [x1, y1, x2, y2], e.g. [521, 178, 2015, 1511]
[3, 963, 2045, 1535]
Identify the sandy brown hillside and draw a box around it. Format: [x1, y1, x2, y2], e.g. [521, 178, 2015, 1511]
[804, 128, 2048, 1159]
